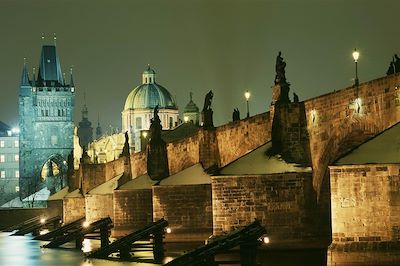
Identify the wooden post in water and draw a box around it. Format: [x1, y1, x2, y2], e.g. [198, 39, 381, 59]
[240, 240, 258, 266]
[75, 236, 83, 249]
[100, 225, 109, 248]
[153, 229, 164, 262]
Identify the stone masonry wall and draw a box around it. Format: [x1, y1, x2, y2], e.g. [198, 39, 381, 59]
[113, 189, 153, 237]
[216, 112, 271, 167]
[167, 134, 200, 175]
[330, 164, 400, 243]
[130, 151, 147, 178]
[82, 157, 124, 194]
[212, 173, 317, 242]
[63, 197, 85, 224]
[85, 194, 114, 223]
[153, 184, 212, 241]
[305, 74, 400, 195]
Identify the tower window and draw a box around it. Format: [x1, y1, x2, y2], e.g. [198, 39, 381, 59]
[14, 155, 19, 162]
[51, 135, 58, 145]
[41, 109, 44, 116]
[0, 141, 4, 148]
[58, 109, 61, 116]
[15, 186, 19, 192]
[169, 117, 173, 128]
[1, 171, 5, 178]
[45, 110, 49, 116]
[15, 170, 19, 178]
[14, 140, 19, 148]
[0, 155, 4, 162]
[136, 117, 142, 129]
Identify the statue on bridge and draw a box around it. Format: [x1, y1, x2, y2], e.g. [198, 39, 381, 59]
[202, 90, 214, 129]
[275, 51, 287, 85]
[232, 108, 240, 122]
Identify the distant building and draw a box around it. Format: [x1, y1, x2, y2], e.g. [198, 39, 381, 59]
[121, 66, 179, 151]
[77, 100, 93, 149]
[183, 92, 200, 125]
[19, 43, 75, 197]
[0, 122, 20, 204]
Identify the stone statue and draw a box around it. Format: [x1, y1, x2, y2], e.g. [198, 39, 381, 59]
[232, 108, 240, 122]
[203, 90, 213, 112]
[275, 51, 287, 85]
[120, 131, 130, 157]
[395, 54, 400, 73]
[293, 92, 299, 103]
[149, 105, 162, 141]
[202, 90, 214, 129]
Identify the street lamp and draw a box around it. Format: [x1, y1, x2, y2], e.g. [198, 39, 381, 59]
[244, 90, 251, 118]
[352, 48, 360, 87]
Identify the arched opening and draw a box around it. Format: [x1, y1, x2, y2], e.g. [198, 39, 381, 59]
[40, 154, 68, 194]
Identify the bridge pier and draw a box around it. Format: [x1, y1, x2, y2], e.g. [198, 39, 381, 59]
[240, 240, 259, 266]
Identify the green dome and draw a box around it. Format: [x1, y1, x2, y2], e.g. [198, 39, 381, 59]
[124, 83, 177, 110]
[184, 99, 199, 113]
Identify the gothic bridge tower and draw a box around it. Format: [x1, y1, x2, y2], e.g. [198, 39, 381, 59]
[19, 41, 75, 197]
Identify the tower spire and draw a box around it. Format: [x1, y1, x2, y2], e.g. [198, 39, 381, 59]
[53, 32, 57, 46]
[70, 67, 75, 87]
[96, 113, 102, 139]
[20, 57, 30, 86]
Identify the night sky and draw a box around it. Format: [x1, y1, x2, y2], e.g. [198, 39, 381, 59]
[1, 0, 399, 130]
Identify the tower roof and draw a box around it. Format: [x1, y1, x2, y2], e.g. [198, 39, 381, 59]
[37, 45, 64, 85]
[20, 60, 30, 87]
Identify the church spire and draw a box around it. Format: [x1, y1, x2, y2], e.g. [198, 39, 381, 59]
[70, 67, 75, 87]
[20, 58, 30, 86]
[96, 113, 102, 139]
[82, 89, 88, 120]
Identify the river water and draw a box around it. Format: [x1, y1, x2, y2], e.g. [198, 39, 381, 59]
[0, 232, 399, 266]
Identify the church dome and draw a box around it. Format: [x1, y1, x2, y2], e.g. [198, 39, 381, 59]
[184, 93, 199, 113]
[124, 67, 177, 110]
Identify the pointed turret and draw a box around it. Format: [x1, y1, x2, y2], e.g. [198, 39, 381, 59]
[69, 67, 75, 87]
[96, 114, 102, 139]
[20, 58, 30, 87]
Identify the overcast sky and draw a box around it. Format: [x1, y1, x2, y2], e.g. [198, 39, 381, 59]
[1, 0, 399, 130]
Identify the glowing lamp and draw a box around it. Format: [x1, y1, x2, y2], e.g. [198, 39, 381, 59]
[352, 48, 360, 62]
[83, 221, 90, 228]
[142, 131, 148, 138]
[244, 90, 251, 100]
[184, 116, 189, 122]
[166, 227, 172, 234]
[40, 218, 46, 224]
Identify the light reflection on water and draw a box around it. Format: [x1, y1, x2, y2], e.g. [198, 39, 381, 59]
[1, 232, 400, 266]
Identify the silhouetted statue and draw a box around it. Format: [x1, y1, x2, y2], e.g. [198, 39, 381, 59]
[147, 104, 169, 180]
[395, 54, 400, 73]
[232, 108, 240, 121]
[293, 92, 299, 103]
[275, 51, 287, 85]
[120, 131, 130, 157]
[149, 105, 162, 141]
[202, 90, 214, 129]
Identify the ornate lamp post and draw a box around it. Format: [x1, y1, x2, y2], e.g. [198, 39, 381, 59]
[352, 48, 360, 87]
[244, 90, 251, 118]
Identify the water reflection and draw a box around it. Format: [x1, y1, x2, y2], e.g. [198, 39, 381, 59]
[1, 233, 400, 266]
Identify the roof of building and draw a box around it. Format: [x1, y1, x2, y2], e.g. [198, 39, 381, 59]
[118, 174, 157, 190]
[48, 186, 69, 201]
[334, 122, 400, 165]
[161, 122, 199, 143]
[124, 68, 177, 110]
[0, 121, 10, 136]
[22, 187, 51, 202]
[1, 197, 23, 208]
[37, 45, 64, 85]
[220, 141, 312, 175]
[160, 163, 211, 185]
